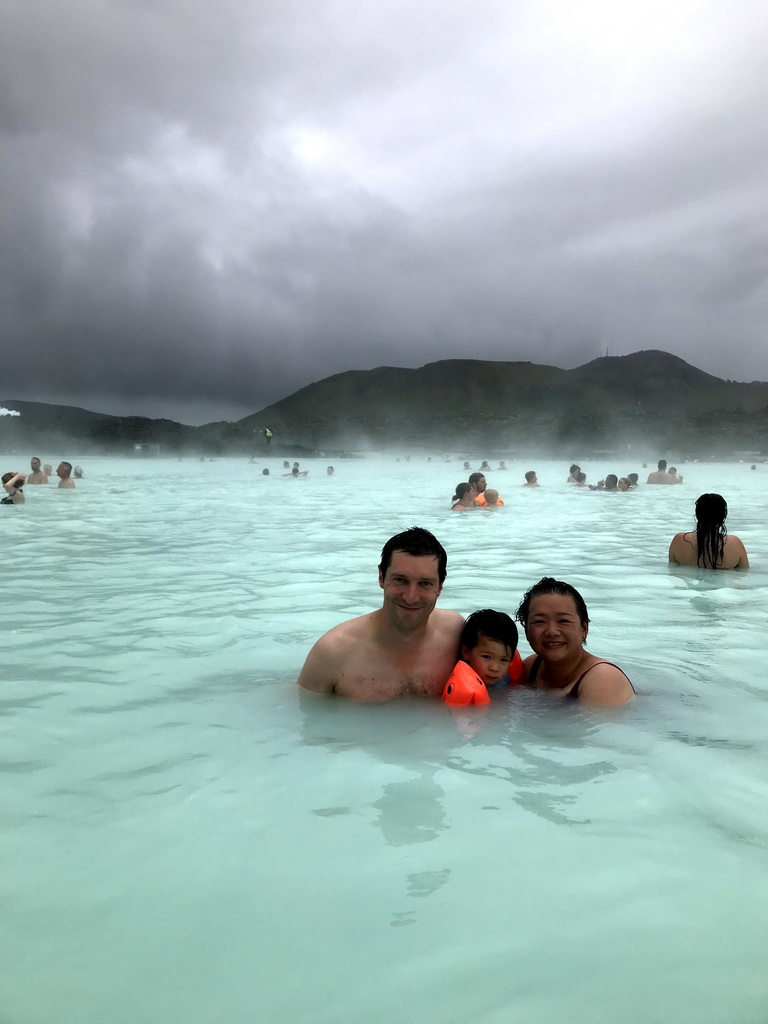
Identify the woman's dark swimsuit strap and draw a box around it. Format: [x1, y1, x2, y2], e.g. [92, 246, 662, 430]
[527, 657, 635, 699]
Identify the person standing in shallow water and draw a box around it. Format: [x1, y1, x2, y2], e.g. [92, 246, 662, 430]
[56, 462, 76, 489]
[298, 527, 464, 700]
[2, 471, 26, 504]
[451, 482, 476, 510]
[27, 458, 48, 484]
[517, 577, 634, 706]
[647, 459, 673, 484]
[668, 493, 749, 570]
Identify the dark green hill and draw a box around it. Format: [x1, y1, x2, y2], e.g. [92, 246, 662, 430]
[214, 350, 768, 451]
[0, 399, 197, 452]
[3, 350, 768, 454]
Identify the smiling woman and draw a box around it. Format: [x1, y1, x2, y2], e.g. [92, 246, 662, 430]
[516, 576, 634, 705]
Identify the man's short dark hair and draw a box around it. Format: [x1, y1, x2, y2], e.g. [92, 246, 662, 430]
[379, 527, 447, 584]
[468, 472, 485, 485]
[658, 459, 667, 470]
[461, 609, 518, 655]
[60, 461, 72, 474]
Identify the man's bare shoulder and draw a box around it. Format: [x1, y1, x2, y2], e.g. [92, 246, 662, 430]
[313, 611, 379, 651]
[431, 608, 464, 629]
[297, 612, 378, 693]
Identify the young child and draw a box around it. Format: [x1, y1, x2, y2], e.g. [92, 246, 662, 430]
[443, 609, 523, 705]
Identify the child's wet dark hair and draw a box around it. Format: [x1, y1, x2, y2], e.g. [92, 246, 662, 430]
[461, 609, 518, 654]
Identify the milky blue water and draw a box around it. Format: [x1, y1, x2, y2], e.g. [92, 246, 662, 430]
[2, 455, 767, 1024]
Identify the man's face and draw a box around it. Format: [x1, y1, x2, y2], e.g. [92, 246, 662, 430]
[56, 463, 68, 479]
[30, 458, 40, 471]
[379, 551, 442, 631]
[475, 476, 487, 493]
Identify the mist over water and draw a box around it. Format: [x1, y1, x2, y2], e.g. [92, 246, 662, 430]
[2, 455, 767, 1023]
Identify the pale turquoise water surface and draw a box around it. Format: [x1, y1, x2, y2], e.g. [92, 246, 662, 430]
[2, 456, 767, 1023]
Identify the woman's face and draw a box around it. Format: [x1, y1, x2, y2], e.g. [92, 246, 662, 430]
[525, 593, 588, 663]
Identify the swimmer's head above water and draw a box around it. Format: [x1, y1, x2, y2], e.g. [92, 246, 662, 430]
[516, 577, 590, 631]
[379, 526, 447, 586]
[460, 609, 518, 687]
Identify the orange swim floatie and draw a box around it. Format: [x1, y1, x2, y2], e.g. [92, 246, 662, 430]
[442, 661, 491, 705]
[508, 649, 524, 683]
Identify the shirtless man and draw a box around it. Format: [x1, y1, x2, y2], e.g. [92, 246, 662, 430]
[523, 471, 539, 487]
[27, 457, 49, 484]
[469, 471, 504, 506]
[298, 527, 464, 700]
[57, 462, 76, 489]
[647, 459, 673, 484]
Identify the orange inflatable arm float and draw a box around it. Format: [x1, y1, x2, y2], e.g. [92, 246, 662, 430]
[442, 661, 491, 705]
[508, 649, 524, 683]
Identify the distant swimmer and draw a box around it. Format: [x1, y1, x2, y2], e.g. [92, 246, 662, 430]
[647, 459, 673, 484]
[617, 477, 630, 491]
[327, 466, 335, 475]
[498, 461, 508, 471]
[470, 471, 505, 506]
[264, 426, 273, 445]
[668, 467, 683, 484]
[480, 461, 491, 470]
[516, 577, 635, 706]
[262, 468, 270, 475]
[603, 474, 618, 491]
[482, 489, 501, 507]
[668, 493, 749, 570]
[27, 458, 48, 484]
[451, 482, 476, 510]
[56, 462, 76, 489]
[574, 471, 587, 487]
[73, 466, 84, 479]
[626, 473, 639, 488]
[523, 471, 539, 487]
[463, 461, 471, 471]
[43, 464, 53, 476]
[2, 471, 26, 505]
[468, 472, 486, 500]
[298, 527, 464, 700]
[567, 464, 581, 483]
[284, 467, 308, 478]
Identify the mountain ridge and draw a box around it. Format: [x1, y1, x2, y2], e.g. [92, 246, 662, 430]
[3, 349, 767, 453]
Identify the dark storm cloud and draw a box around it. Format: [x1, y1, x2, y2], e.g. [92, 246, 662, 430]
[2, 1, 768, 423]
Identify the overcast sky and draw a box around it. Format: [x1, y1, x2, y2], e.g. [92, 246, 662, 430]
[2, 1, 767, 424]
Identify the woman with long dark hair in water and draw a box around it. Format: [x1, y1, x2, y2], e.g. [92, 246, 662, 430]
[668, 493, 749, 570]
